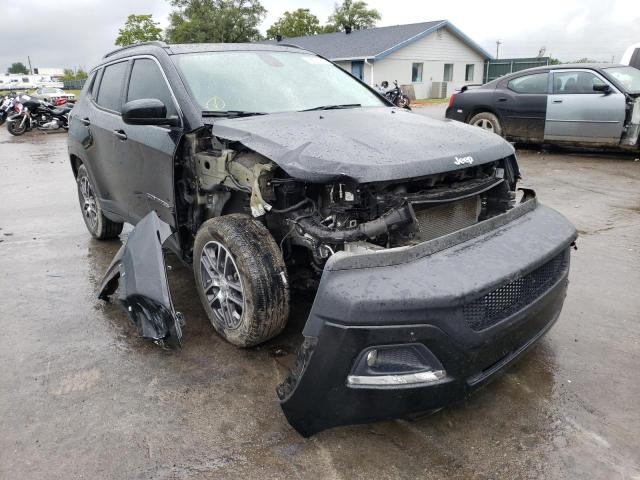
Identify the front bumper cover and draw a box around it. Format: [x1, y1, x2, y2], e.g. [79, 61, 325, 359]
[278, 193, 577, 436]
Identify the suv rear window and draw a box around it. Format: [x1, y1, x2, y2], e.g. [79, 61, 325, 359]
[96, 61, 127, 112]
[126, 59, 176, 117]
[507, 73, 549, 94]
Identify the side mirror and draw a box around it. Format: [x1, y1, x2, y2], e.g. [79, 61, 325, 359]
[593, 84, 612, 94]
[122, 98, 179, 126]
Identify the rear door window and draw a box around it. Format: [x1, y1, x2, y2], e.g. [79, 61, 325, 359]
[507, 73, 549, 94]
[95, 61, 128, 112]
[126, 58, 177, 117]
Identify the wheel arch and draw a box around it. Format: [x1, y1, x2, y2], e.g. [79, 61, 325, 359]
[69, 154, 83, 178]
[466, 106, 503, 124]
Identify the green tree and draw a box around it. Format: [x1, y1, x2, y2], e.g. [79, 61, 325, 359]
[326, 0, 380, 31]
[266, 9, 321, 39]
[60, 68, 88, 81]
[320, 24, 340, 34]
[166, 0, 266, 43]
[115, 14, 163, 46]
[7, 62, 29, 74]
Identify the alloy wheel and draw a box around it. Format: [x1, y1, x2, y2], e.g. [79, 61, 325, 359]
[79, 176, 98, 230]
[200, 241, 245, 329]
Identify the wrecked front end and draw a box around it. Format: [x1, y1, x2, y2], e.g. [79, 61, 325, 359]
[277, 192, 577, 436]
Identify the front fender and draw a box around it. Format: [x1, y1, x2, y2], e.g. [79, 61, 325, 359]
[98, 211, 183, 345]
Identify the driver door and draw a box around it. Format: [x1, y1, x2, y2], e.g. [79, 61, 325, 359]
[116, 57, 183, 228]
[544, 69, 625, 144]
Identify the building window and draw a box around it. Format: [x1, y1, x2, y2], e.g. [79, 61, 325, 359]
[412, 63, 423, 82]
[443, 64, 453, 82]
[465, 64, 475, 82]
[351, 61, 364, 80]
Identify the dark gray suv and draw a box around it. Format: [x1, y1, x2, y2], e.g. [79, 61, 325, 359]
[68, 41, 577, 435]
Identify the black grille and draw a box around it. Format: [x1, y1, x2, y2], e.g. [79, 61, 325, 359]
[463, 250, 569, 332]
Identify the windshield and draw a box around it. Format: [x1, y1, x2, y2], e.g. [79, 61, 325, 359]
[604, 66, 640, 93]
[42, 87, 60, 93]
[174, 51, 385, 114]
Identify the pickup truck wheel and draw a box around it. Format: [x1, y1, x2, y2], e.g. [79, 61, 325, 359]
[76, 164, 123, 239]
[469, 112, 503, 136]
[194, 215, 290, 347]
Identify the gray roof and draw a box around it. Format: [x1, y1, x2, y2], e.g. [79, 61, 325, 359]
[262, 20, 492, 61]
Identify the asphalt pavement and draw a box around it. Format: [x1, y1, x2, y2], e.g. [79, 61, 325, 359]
[1, 119, 639, 479]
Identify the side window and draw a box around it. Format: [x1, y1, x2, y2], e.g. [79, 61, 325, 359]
[126, 58, 177, 117]
[553, 71, 607, 94]
[83, 71, 98, 97]
[507, 73, 549, 94]
[95, 61, 128, 112]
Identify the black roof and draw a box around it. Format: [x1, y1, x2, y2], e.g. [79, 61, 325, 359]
[520, 63, 626, 73]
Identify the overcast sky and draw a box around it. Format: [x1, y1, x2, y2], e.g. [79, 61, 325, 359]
[0, 0, 637, 72]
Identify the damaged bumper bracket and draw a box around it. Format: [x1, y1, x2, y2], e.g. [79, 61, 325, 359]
[98, 211, 183, 345]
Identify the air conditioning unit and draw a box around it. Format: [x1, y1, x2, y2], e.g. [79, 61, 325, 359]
[431, 81, 449, 99]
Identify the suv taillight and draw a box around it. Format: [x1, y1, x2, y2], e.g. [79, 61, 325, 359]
[448, 93, 456, 108]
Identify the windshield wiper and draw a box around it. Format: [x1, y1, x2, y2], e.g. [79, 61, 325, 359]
[202, 110, 267, 118]
[301, 103, 362, 111]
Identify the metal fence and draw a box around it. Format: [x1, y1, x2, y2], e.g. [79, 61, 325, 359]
[63, 79, 86, 90]
[483, 57, 550, 83]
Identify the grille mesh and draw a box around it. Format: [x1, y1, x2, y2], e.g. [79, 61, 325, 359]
[413, 196, 481, 241]
[464, 250, 569, 332]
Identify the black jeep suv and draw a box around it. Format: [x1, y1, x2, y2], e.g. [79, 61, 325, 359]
[68, 42, 577, 436]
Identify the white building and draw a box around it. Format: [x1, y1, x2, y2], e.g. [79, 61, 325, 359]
[267, 20, 492, 99]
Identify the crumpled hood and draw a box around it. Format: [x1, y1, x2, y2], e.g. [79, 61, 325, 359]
[210, 107, 515, 184]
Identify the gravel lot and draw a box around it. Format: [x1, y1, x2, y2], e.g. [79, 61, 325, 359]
[0, 118, 638, 479]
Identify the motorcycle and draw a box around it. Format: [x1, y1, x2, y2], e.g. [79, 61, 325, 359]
[0, 93, 18, 126]
[376, 80, 411, 109]
[6, 94, 73, 136]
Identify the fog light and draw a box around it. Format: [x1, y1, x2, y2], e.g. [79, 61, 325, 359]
[347, 343, 446, 388]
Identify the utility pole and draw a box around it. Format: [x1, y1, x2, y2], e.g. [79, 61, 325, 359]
[27, 56, 33, 74]
[496, 40, 502, 59]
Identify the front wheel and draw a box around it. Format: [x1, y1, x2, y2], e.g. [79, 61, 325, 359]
[469, 112, 503, 136]
[194, 215, 289, 347]
[7, 116, 27, 136]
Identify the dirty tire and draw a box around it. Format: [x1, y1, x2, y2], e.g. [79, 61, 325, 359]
[7, 117, 27, 136]
[469, 112, 503, 136]
[194, 214, 290, 347]
[76, 164, 123, 240]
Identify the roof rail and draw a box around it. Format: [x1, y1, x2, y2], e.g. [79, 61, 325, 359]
[275, 42, 305, 50]
[103, 41, 168, 59]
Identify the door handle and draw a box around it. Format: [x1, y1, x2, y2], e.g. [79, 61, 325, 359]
[113, 130, 127, 141]
[79, 117, 90, 126]
[497, 97, 508, 102]
[553, 99, 563, 103]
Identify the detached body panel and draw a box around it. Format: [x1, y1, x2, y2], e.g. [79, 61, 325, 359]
[278, 198, 577, 436]
[98, 211, 183, 344]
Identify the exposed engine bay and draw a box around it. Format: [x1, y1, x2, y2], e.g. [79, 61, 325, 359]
[175, 129, 521, 282]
